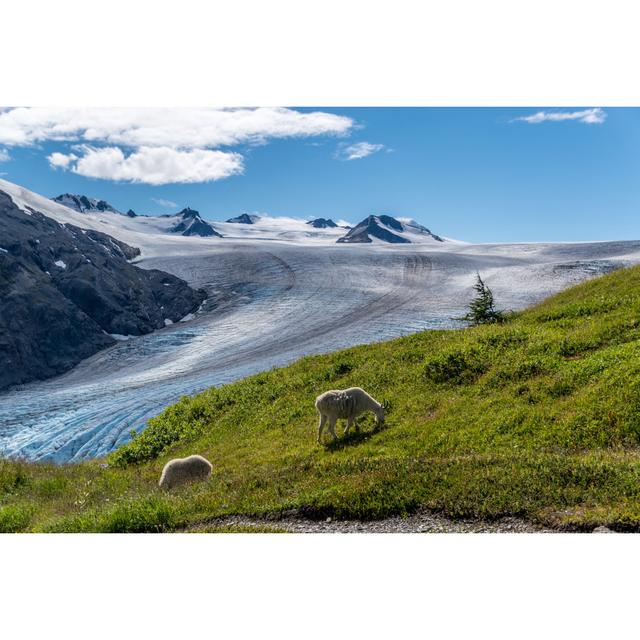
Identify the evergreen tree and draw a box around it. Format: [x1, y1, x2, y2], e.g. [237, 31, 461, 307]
[460, 273, 504, 325]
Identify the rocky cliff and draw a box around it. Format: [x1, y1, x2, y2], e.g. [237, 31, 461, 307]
[0, 191, 206, 390]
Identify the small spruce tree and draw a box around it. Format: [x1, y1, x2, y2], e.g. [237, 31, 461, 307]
[460, 273, 504, 325]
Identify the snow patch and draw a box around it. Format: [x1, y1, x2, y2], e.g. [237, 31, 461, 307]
[164, 319, 173, 326]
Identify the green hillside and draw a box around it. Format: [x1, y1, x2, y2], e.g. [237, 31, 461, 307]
[4, 264, 640, 532]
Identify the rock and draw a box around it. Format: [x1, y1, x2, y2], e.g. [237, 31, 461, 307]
[0, 190, 206, 391]
[592, 526, 615, 533]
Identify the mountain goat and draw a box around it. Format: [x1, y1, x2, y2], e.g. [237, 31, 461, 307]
[315, 387, 386, 442]
[158, 454, 212, 490]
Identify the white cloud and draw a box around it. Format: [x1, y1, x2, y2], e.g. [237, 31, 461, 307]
[515, 108, 606, 124]
[48, 146, 244, 185]
[48, 151, 77, 168]
[0, 107, 354, 148]
[335, 141, 385, 161]
[0, 148, 10, 162]
[2, 107, 354, 185]
[151, 197, 178, 208]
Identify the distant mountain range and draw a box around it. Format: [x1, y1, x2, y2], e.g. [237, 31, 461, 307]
[54, 194, 219, 238]
[52, 193, 448, 244]
[52, 193, 445, 244]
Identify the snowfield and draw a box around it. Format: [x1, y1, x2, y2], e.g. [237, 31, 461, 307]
[2, 177, 640, 462]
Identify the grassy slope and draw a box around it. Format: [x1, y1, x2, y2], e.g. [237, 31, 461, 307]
[4, 265, 640, 532]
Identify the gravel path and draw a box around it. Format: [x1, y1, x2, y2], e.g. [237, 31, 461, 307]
[191, 508, 555, 533]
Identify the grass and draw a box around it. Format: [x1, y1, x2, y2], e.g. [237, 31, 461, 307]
[5, 264, 640, 531]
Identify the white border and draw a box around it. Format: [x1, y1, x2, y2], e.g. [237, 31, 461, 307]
[1, 0, 639, 106]
[2, 1, 640, 638]
[1, 534, 639, 639]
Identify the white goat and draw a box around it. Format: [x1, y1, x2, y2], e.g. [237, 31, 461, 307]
[158, 454, 212, 490]
[315, 387, 386, 442]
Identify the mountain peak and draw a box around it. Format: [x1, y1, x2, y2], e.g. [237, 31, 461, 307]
[171, 209, 221, 237]
[306, 217, 338, 229]
[336, 214, 444, 244]
[178, 207, 200, 219]
[227, 213, 260, 224]
[52, 193, 123, 216]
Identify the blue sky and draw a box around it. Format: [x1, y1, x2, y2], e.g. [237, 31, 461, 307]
[0, 107, 638, 243]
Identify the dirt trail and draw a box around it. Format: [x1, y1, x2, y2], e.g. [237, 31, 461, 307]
[189, 509, 556, 533]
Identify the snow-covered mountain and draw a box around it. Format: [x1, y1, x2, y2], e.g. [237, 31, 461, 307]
[52, 194, 220, 238]
[51, 190, 450, 245]
[170, 208, 221, 237]
[337, 214, 445, 244]
[52, 193, 133, 216]
[307, 217, 339, 228]
[227, 213, 260, 224]
[2, 180, 453, 252]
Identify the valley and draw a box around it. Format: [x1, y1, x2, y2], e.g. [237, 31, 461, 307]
[2, 178, 640, 462]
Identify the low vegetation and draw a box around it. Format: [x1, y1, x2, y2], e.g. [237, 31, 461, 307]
[4, 264, 640, 532]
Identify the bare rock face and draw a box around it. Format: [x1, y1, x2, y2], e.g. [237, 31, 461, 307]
[0, 191, 206, 391]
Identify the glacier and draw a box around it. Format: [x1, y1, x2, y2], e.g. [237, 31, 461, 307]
[1, 178, 640, 462]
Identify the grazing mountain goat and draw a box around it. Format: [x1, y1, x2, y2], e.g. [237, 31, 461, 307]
[315, 387, 386, 442]
[158, 454, 212, 490]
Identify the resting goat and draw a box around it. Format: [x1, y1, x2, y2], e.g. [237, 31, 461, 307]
[315, 387, 386, 442]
